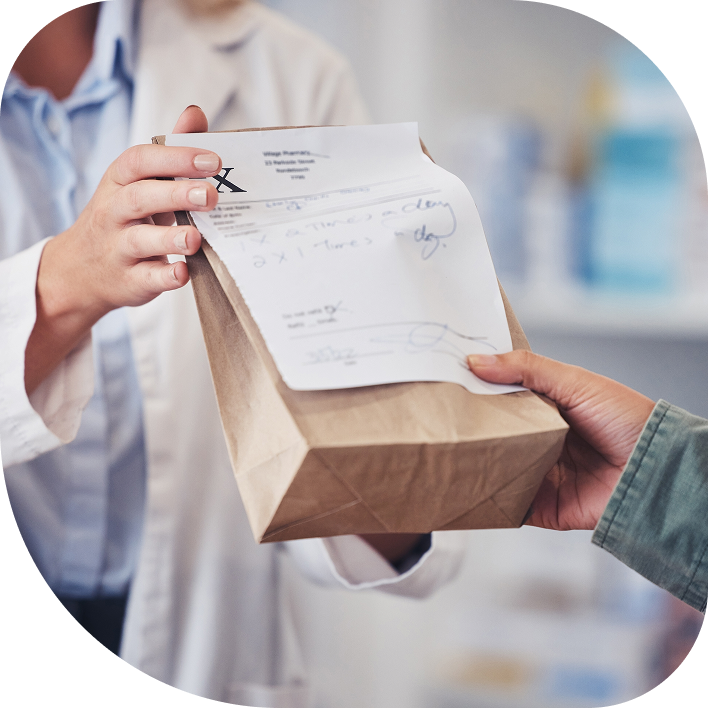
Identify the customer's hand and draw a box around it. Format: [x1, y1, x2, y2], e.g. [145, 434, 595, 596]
[26, 105, 216, 393]
[468, 351, 655, 531]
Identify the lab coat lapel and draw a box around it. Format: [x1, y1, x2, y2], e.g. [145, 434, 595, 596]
[129, 0, 261, 146]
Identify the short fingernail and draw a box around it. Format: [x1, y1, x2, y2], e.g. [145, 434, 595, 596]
[468, 354, 498, 367]
[193, 153, 220, 173]
[174, 229, 188, 250]
[188, 186, 208, 207]
[171, 264, 180, 283]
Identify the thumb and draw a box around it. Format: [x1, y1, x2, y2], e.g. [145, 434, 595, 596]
[468, 350, 596, 410]
[173, 105, 209, 134]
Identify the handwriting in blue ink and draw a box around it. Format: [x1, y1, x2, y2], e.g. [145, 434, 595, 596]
[381, 199, 457, 260]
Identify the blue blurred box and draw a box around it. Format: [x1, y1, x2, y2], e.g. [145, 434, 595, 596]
[581, 129, 682, 294]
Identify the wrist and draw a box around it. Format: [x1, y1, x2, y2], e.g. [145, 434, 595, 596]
[38, 233, 109, 327]
[25, 235, 107, 394]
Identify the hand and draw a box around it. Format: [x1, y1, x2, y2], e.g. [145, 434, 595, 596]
[26, 106, 216, 393]
[468, 351, 655, 531]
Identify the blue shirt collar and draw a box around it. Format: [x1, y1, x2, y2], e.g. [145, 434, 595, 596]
[4, 0, 138, 107]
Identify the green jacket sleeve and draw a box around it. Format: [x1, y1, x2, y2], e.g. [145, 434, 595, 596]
[592, 400, 708, 612]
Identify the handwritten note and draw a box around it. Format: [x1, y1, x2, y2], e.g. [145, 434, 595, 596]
[167, 124, 521, 395]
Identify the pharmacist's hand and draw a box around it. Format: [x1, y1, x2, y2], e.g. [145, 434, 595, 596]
[26, 105, 217, 393]
[41, 105, 217, 315]
[468, 351, 655, 531]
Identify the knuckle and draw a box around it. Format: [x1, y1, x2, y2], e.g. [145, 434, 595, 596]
[125, 183, 146, 217]
[116, 146, 142, 183]
[516, 349, 533, 369]
[123, 225, 143, 258]
[171, 182, 186, 208]
[516, 350, 537, 387]
[90, 198, 110, 227]
[141, 265, 163, 295]
[521, 349, 534, 364]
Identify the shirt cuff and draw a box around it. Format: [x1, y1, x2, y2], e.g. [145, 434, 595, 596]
[592, 400, 708, 612]
[0, 240, 94, 467]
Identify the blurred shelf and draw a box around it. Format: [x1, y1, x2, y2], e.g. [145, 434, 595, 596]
[503, 283, 708, 339]
[423, 682, 620, 708]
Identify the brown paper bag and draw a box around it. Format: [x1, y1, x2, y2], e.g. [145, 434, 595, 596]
[157, 129, 568, 543]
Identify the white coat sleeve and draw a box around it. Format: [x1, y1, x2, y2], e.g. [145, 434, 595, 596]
[285, 532, 466, 599]
[0, 239, 94, 467]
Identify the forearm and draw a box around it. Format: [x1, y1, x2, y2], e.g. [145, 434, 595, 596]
[593, 400, 708, 612]
[25, 233, 104, 394]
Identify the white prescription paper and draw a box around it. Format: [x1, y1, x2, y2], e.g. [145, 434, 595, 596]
[167, 124, 521, 395]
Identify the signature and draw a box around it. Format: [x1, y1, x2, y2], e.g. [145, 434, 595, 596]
[303, 345, 394, 366]
[370, 322, 495, 361]
[306, 346, 357, 364]
[292, 321, 496, 367]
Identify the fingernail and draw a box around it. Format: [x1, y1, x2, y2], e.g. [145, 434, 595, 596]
[188, 186, 208, 207]
[468, 354, 498, 367]
[193, 153, 220, 173]
[174, 229, 188, 250]
[171, 264, 180, 283]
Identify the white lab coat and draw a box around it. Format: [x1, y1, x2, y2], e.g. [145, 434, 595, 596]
[0, 1, 463, 705]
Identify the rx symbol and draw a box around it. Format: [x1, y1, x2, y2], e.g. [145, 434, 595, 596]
[212, 167, 246, 193]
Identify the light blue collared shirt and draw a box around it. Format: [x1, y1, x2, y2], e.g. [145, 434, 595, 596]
[1, 0, 146, 598]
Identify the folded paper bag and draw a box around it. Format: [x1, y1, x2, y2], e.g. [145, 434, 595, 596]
[157, 129, 569, 543]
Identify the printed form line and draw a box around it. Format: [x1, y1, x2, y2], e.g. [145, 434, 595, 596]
[223, 176, 421, 205]
[219, 188, 442, 235]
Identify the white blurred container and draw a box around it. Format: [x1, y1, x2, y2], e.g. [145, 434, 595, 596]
[439, 115, 541, 283]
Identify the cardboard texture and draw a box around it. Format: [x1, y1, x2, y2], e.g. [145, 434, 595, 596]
[155, 130, 568, 543]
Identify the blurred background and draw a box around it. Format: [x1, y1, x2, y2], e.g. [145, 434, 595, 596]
[262, 1, 706, 706]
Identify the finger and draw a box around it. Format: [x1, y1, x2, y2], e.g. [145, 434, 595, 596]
[108, 143, 221, 186]
[114, 178, 218, 222]
[173, 105, 209, 134]
[122, 223, 202, 260]
[471, 351, 656, 467]
[130, 259, 190, 299]
[155, 105, 209, 228]
[468, 350, 600, 410]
